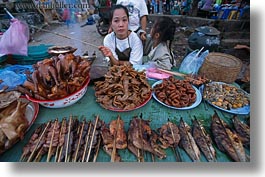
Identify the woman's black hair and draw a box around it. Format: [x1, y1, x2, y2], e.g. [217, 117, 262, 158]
[109, 4, 129, 22]
[152, 17, 177, 64]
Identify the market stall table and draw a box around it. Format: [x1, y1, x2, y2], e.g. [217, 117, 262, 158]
[0, 80, 250, 162]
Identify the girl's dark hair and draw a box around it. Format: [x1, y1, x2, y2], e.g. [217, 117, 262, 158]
[109, 4, 129, 22]
[152, 17, 177, 64]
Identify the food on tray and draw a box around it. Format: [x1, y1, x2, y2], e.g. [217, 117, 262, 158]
[17, 53, 92, 100]
[127, 116, 166, 161]
[184, 74, 210, 87]
[0, 91, 21, 109]
[94, 65, 152, 111]
[153, 76, 197, 108]
[192, 118, 216, 162]
[0, 99, 29, 154]
[20, 116, 103, 162]
[48, 46, 77, 55]
[179, 118, 201, 162]
[203, 82, 250, 110]
[211, 111, 248, 162]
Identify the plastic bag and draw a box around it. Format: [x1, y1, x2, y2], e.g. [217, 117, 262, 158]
[0, 65, 33, 90]
[0, 19, 29, 57]
[179, 48, 209, 74]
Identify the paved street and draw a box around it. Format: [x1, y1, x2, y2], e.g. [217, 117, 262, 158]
[29, 21, 105, 58]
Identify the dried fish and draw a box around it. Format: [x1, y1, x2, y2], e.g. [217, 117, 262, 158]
[192, 118, 216, 162]
[211, 111, 248, 162]
[232, 115, 250, 147]
[179, 118, 200, 162]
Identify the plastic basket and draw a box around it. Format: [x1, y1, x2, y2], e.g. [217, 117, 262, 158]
[12, 44, 53, 65]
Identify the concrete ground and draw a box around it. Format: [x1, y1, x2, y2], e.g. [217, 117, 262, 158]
[29, 21, 105, 58]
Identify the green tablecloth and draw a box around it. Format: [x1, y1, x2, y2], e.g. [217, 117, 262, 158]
[0, 80, 250, 162]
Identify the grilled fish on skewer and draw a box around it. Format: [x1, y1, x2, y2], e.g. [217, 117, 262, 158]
[232, 116, 250, 147]
[192, 118, 216, 162]
[211, 111, 247, 162]
[179, 118, 200, 162]
[128, 116, 166, 161]
[158, 121, 181, 161]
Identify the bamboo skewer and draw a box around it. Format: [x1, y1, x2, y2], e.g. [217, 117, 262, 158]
[138, 115, 145, 162]
[34, 146, 44, 162]
[82, 121, 92, 162]
[30, 25, 99, 49]
[65, 115, 72, 162]
[168, 121, 182, 162]
[111, 116, 120, 162]
[47, 119, 58, 162]
[93, 137, 101, 162]
[157, 68, 186, 77]
[55, 118, 66, 162]
[27, 121, 51, 162]
[86, 115, 99, 162]
[73, 119, 86, 162]
[194, 116, 217, 162]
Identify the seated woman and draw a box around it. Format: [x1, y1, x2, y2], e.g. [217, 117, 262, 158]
[98, 4, 143, 66]
[143, 16, 176, 70]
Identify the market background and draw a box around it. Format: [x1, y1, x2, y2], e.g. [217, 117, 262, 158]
[0, 0, 263, 177]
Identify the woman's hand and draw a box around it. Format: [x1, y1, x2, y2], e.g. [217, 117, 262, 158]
[98, 46, 113, 57]
[140, 31, 147, 41]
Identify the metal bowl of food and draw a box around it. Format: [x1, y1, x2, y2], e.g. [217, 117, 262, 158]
[26, 78, 90, 108]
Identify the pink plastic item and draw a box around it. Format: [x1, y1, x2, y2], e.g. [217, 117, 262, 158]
[0, 19, 29, 57]
[146, 68, 172, 80]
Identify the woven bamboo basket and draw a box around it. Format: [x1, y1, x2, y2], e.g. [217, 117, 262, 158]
[199, 52, 242, 83]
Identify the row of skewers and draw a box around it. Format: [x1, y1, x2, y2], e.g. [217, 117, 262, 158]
[20, 112, 250, 162]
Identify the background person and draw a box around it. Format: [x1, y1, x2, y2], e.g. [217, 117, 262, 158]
[115, 0, 149, 41]
[143, 17, 176, 70]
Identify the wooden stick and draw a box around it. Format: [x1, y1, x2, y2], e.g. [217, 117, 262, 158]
[55, 118, 66, 162]
[27, 121, 51, 162]
[30, 25, 99, 49]
[157, 68, 186, 77]
[65, 115, 72, 162]
[82, 121, 92, 162]
[73, 119, 85, 162]
[168, 122, 182, 162]
[93, 137, 101, 162]
[111, 115, 120, 162]
[47, 119, 58, 162]
[86, 115, 99, 162]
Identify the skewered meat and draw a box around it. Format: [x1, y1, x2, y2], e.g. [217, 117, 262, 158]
[20, 124, 45, 161]
[128, 116, 166, 160]
[157, 121, 180, 149]
[192, 118, 216, 162]
[211, 111, 248, 162]
[179, 118, 200, 162]
[109, 115, 127, 149]
[101, 115, 127, 162]
[232, 116, 250, 147]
